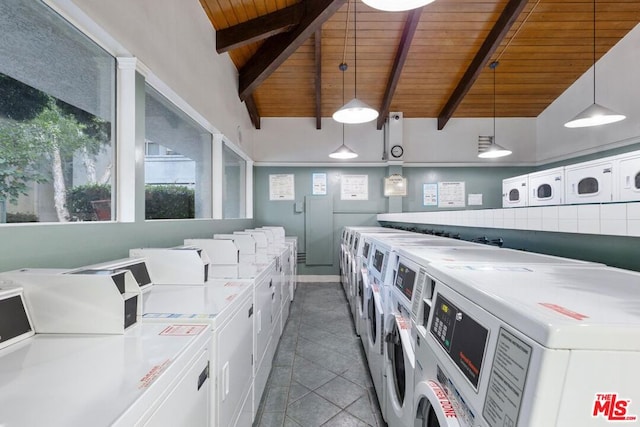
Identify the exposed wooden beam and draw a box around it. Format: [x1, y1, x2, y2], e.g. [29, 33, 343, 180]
[376, 8, 423, 130]
[216, 3, 304, 54]
[315, 28, 322, 130]
[245, 95, 261, 129]
[437, 0, 529, 130]
[239, 0, 347, 101]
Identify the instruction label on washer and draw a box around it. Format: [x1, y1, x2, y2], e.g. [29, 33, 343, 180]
[483, 328, 532, 427]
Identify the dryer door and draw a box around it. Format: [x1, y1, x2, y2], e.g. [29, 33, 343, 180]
[367, 286, 383, 354]
[414, 380, 461, 427]
[618, 152, 640, 202]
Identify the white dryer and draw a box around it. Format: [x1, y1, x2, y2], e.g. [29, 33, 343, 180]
[616, 149, 640, 202]
[502, 174, 528, 208]
[565, 156, 615, 204]
[528, 167, 565, 206]
[413, 263, 640, 427]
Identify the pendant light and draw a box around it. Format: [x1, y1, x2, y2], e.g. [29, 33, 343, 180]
[564, 0, 625, 128]
[362, 0, 435, 12]
[478, 61, 512, 159]
[332, 0, 378, 124]
[330, 64, 359, 159]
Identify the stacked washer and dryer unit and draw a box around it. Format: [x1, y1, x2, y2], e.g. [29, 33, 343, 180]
[344, 225, 640, 427]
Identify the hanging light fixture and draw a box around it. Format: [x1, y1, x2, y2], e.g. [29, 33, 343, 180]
[362, 0, 435, 12]
[564, 0, 625, 128]
[478, 61, 512, 159]
[330, 62, 358, 159]
[333, 0, 378, 124]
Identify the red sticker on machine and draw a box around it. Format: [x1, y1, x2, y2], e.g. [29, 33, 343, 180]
[138, 359, 170, 388]
[160, 324, 208, 336]
[395, 314, 410, 330]
[593, 393, 637, 421]
[428, 381, 457, 418]
[539, 302, 589, 320]
[225, 282, 246, 287]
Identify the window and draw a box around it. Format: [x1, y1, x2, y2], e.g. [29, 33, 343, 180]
[536, 184, 552, 199]
[0, 0, 115, 223]
[144, 85, 212, 219]
[578, 177, 599, 195]
[508, 189, 520, 202]
[222, 143, 246, 219]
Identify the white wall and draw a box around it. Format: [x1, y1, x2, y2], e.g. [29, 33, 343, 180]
[253, 116, 536, 165]
[66, 0, 254, 154]
[537, 23, 640, 163]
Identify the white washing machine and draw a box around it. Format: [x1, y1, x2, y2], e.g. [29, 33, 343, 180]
[413, 263, 640, 427]
[383, 256, 422, 427]
[350, 231, 415, 331]
[502, 174, 529, 208]
[565, 156, 615, 204]
[528, 167, 565, 206]
[0, 286, 211, 427]
[142, 281, 256, 427]
[616, 149, 640, 202]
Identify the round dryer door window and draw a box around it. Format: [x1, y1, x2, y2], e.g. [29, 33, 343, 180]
[388, 322, 406, 405]
[415, 404, 441, 427]
[358, 276, 364, 310]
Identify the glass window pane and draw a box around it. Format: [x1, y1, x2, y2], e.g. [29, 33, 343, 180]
[223, 144, 246, 219]
[144, 85, 212, 220]
[0, 0, 115, 224]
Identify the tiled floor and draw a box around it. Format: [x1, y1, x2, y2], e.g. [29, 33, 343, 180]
[254, 282, 386, 427]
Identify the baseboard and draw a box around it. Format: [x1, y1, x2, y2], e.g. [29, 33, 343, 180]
[296, 275, 340, 283]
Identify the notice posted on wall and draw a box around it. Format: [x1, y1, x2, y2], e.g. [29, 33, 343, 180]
[341, 175, 368, 200]
[482, 328, 532, 427]
[468, 193, 483, 206]
[269, 174, 295, 200]
[438, 181, 465, 208]
[312, 173, 327, 195]
[423, 183, 438, 206]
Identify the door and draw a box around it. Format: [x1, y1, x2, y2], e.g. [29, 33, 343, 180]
[617, 151, 640, 202]
[528, 167, 564, 206]
[502, 175, 528, 207]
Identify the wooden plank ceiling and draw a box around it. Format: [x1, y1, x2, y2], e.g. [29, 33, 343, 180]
[199, 0, 640, 129]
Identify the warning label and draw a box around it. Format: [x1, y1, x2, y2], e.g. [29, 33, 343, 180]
[539, 303, 589, 320]
[160, 324, 208, 336]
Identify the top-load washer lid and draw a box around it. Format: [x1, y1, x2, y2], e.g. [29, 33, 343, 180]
[0, 322, 210, 427]
[142, 279, 253, 324]
[426, 263, 640, 351]
[397, 246, 599, 268]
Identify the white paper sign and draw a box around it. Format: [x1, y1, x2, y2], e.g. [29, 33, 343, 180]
[423, 183, 438, 206]
[269, 174, 295, 201]
[384, 175, 407, 196]
[341, 175, 368, 200]
[438, 181, 465, 208]
[312, 173, 327, 195]
[468, 193, 483, 206]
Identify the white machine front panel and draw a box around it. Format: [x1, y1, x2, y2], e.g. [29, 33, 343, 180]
[565, 158, 614, 204]
[217, 293, 254, 427]
[0, 323, 210, 427]
[528, 167, 565, 206]
[617, 150, 640, 202]
[502, 175, 529, 207]
[557, 350, 640, 425]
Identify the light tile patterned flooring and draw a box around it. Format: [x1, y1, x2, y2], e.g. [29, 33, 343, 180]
[254, 282, 386, 427]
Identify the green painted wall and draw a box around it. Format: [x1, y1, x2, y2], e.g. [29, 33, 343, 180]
[254, 165, 533, 275]
[402, 167, 532, 212]
[0, 219, 254, 272]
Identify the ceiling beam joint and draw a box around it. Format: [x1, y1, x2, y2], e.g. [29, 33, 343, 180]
[216, 3, 304, 54]
[238, 0, 347, 101]
[244, 95, 261, 129]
